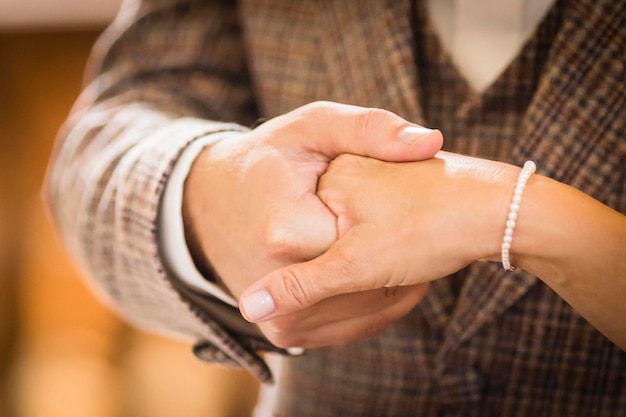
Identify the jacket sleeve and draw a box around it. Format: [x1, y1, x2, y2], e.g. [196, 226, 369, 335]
[43, 0, 278, 382]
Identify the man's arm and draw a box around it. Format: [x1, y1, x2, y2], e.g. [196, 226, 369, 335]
[43, 0, 276, 379]
[44, 0, 444, 380]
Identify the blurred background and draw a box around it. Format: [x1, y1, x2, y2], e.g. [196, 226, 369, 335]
[0, 1, 260, 416]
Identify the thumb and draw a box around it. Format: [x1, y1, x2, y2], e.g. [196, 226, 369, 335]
[239, 226, 393, 322]
[269, 101, 443, 163]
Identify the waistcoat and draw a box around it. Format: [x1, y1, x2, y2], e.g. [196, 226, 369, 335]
[266, 1, 626, 416]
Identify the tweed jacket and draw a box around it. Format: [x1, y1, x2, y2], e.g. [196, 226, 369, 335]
[45, 0, 625, 415]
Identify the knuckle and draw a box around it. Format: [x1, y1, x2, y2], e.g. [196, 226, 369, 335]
[294, 101, 333, 120]
[264, 236, 294, 260]
[300, 100, 332, 113]
[279, 268, 312, 308]
[358, 107, 396, 139]
[272, 102, 316, 130]
[271, 101, 337, 140]
[262, 224, 298, 260]
[326, 153, 354, 172]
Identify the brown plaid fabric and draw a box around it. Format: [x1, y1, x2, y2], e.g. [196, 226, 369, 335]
[45, 0, 625, 415]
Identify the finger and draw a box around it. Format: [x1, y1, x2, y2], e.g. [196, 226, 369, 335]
[239, 225, 411, 322]
[266, 101, 443, 162]
[268, 284, 428, 333]
[256, 284, 428, 349]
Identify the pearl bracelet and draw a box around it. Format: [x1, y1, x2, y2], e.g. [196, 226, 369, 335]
[501, 161, 536, 271]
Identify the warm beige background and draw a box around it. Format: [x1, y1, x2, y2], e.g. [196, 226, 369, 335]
[0, 0, 122, 29]
[0, 12, 260, 417]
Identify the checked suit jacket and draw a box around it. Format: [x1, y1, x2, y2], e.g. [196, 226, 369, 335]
[45, 0, 625, 415]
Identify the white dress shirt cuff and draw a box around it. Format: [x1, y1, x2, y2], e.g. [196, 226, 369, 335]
[159, 131, 240, 308]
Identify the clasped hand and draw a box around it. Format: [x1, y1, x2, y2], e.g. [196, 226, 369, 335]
[185, 101, 451, 348]
[239, 150, 519, 348]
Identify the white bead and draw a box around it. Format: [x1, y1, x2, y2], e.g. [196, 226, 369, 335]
[500, 160, 536, 272]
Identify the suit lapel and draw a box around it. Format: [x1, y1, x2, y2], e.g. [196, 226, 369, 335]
[442, 0, 625, 353]
[441, 266, 536, 353]
[514, 0, 626, 190]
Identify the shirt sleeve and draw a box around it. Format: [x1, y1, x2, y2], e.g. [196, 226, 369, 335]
[158, 139, 307, 359]
[158, 132, 238, 308]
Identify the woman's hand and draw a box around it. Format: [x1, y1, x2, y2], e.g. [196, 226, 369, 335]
[316, 152, 516, 287]
[238, 152, 518, 347]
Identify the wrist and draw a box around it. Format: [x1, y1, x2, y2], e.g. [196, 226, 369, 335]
[503, 174, 579, 278]
[462, 159, 523, 266]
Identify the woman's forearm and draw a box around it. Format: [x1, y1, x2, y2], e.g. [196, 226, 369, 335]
[510, 174, 626, 348]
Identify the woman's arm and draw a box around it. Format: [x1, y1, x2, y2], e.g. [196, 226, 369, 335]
[512, 167, 626, 348]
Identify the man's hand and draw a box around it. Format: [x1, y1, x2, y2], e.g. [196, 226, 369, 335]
[183, 101, 442, 300]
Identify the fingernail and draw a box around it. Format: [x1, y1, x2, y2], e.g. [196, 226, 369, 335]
[398, 126, 435, 144]
[286, 347, 305, 355]
[241, 289, 275, 321]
